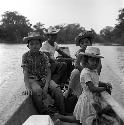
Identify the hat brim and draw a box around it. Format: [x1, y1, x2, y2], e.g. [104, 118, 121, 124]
[45, 29, 60, 35]
[23, 36, 43, 43]
[79, 52, 104, 58]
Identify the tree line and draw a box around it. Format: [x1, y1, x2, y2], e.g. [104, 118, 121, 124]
[0, 10, 124, 45]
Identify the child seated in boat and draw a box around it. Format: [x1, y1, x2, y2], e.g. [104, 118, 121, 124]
[21, 32, 65, 115]
[64, 31, 102, 99]
[54, 46, 119, 125]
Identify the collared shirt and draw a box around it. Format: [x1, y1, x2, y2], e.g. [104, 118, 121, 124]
[41, 41, 60, 59]
[21, 51, 50, 83]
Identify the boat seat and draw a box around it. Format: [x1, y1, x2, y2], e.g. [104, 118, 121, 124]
[22, 115, 54, 125]
[22, 115, 79, 125]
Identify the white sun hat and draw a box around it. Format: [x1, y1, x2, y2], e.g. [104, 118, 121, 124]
[45, 26, 60, 35]
[79, 46, 104, 58]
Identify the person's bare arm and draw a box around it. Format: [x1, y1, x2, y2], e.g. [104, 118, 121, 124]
[86, 81, 106, 93]
[54, 113, 80, 123]
[23, 68, 31, 90]
[75, 54, 84, 72]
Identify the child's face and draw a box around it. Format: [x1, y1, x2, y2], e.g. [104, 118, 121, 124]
[79, 38, 92, 49]
[28, 39, 41, 52]
[87, 57, 99, 70]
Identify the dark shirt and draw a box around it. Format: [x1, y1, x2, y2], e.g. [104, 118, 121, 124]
[21, 51, 50, 82]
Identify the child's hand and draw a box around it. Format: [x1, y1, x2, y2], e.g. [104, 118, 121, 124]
[106, 82, 112, 90]
[105, 83, 112, 94]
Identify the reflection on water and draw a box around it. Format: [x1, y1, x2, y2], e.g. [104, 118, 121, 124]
[0, 44, 124, 86]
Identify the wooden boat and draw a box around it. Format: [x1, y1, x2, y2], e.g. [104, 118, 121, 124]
[1, 46, 124, 125]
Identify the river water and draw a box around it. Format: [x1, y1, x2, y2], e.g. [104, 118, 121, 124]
[0, 43, 124, 87]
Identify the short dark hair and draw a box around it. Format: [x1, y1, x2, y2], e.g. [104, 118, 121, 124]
[27, 39, 42, 45]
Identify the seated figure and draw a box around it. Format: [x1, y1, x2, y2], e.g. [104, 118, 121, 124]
[41, 26, 74, 88]
[21, 32, 65, 115]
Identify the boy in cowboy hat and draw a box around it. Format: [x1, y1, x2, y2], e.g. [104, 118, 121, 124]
[21, 32, 65, 114]
[41, 26, 72, 88]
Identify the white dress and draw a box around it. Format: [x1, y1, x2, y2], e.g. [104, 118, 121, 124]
[73, 68, 99, 125]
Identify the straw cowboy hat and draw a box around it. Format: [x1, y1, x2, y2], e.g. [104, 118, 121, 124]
[75, 31, 94, 46]
[79, 46, 104, 58]
[45, 26, 60, 35]
[23, 32, 43, 43]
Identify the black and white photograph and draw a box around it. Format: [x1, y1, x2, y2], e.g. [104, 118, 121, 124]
[0, 0, 124, 125]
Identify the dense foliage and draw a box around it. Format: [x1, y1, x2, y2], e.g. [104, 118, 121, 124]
[0, 10, 124, 45]
[99, 8, 124, 45]
[0, 11, 32, 43]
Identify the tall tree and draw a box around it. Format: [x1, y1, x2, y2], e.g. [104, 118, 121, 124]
[100, 26, 114, 42]
[55, 23, 85, 44]
[0, 11, 32, 43]
[111, 8, 124, 44]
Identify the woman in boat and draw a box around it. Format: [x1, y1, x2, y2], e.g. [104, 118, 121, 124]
[64, 30, 102, 98]
[54, 46, 119, 125]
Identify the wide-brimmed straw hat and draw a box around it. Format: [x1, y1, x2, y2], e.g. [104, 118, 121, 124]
[45, 26, 60, 35]
[79, 46, 104, 58]
[23, 32, 43, 43]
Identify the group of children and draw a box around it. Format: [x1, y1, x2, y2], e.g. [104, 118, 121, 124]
[21, 28, 120, 125]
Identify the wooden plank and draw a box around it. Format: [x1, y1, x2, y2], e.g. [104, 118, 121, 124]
[101, 91, 124, 122]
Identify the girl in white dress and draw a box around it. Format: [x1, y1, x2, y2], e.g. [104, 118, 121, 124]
[73, 46, 106, 125]
[54, 46, 108, 125]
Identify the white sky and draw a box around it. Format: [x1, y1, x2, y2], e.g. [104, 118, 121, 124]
[0, 0, 123, 33]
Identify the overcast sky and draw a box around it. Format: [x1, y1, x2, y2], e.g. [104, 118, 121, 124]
[0, 0, 123, 33]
